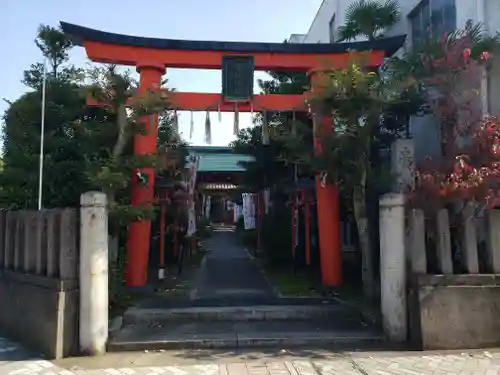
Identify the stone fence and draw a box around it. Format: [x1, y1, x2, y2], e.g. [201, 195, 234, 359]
[0, 208, 79, 358]
[380, 194, 500, 350]
[0, 192, 109, 359]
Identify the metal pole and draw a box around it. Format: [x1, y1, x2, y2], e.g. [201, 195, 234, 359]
[37, 59, 47, 210]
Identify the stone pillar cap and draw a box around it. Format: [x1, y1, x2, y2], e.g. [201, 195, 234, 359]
[81, 191, 107, 207]
[379, 193, 405, 208]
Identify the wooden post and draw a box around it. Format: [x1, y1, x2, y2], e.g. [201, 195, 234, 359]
[158, 190, 167, 280]
[305, 193, 311, 266]
[173, 224, 178, 261]
[310, 70, 342, 286]
[126, 63, 164, 287]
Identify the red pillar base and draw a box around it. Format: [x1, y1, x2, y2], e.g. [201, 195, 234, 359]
[126, 220, 152, 286]
[315, 176, 342, 287]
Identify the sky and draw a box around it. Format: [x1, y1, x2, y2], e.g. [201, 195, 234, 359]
[1, 0, 322, 146]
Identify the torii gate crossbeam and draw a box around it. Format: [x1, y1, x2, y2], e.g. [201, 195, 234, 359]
[61, 21, 405, 288]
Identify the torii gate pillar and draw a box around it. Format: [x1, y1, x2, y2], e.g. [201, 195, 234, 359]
[126, 62, 165, 287]
[310, 70, 342, 287]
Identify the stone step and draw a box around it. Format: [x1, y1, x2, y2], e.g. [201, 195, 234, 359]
[122, 303, 363, 325]
[108, 320, 384, 352]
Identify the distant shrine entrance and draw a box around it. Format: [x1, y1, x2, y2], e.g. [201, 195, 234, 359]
[61, 22, 404, 287]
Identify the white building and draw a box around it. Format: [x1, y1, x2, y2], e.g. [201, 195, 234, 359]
[290, 0, 500, 162]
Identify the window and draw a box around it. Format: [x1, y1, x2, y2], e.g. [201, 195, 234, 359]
[329, 13, 336, 43]
[409, 0, 456, 46]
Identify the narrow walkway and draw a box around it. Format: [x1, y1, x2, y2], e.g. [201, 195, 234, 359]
[192, 226, 277, 303]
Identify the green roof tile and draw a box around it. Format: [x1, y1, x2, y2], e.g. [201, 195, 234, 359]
[187, 146, 254, 172]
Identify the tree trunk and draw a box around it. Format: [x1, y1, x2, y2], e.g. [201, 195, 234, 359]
[353, 170, 376, 301]
[107, 104, 129, 263]
[106, 191, 119, 263]
[108, 234, 119, 263]
[113, 105, 129, 158]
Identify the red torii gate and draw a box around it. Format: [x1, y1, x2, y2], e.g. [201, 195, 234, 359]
[61, 22, 404, 288]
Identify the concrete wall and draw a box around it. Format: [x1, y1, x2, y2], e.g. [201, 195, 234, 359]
[0, 271, 79, 358]
[410, 275, 500, 350]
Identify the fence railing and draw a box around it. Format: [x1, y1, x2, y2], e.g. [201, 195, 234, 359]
[0, 209, 78, 280]
[407, 204, 500, 275]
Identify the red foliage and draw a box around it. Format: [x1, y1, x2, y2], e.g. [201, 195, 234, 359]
[409, 27, 497, 210]
[413, 116, 500, 209]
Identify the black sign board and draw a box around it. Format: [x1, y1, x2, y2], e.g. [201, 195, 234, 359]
[222, 55, 254, 102]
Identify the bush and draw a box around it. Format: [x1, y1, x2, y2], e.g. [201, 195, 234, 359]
[241, 228, 257, 248]
[262, 204, 293, 265]
[109, 252, 133, 317]
[236, 217, 245, 232]
[235, 217, 257, 248]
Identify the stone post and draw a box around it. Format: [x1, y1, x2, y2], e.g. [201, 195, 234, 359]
[461, 202, 479, 274]
[391, 138, 415, 193]
[409, 209, 426, 273]
[79, 191, 108, 356]
[436, 209, 453, 274]
[486, 208, 500, 272]
[379, 193, 407, 342]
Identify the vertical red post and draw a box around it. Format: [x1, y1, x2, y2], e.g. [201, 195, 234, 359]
[173, 225, 178, 259]
[159, 190, 167, 269]
[309, 70, 342, 287]
[291, 199, 297, 263]
[126, 62, 165, 287]
[304, 192, 311, 266]
[257, 192, 264, 252]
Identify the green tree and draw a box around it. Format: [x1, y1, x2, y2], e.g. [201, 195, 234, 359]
[337, 0, 401, 42]
[84, 64, 171, 226]
[231, 68, 312, 193]
[1, 24, 184, 250]
[1, 25, 89, 209]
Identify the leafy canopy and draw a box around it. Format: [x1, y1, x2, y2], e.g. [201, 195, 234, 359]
[337, 0, 401, 42]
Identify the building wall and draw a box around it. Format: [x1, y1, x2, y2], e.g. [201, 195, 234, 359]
[486, 0, 500, 117]
[288, 34, 306, 43]
[291, 0, 500, 162]
[302, 0, 338, 43]
[301, 0, 497, 43]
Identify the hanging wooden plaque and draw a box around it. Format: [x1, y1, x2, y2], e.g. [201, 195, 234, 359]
[222, 55, 254, 102]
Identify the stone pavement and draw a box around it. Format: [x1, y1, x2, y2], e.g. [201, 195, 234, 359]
[192, 226, 277, 301]
[4, 334, 500, 375]
[0, 336, 62, 375]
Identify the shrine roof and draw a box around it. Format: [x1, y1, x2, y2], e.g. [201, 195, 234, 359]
[188, 146, 254, 173]
[60, 22, 406, 57]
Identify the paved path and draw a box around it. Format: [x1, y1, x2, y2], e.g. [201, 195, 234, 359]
[3, 334, 500, 375]
[0, 336, 64, 375]
[192, 226, 277, 302]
